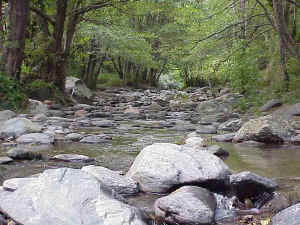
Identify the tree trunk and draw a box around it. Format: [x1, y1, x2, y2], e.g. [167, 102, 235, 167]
[0, 0, 30, 79]
[0, 0, 3, 53]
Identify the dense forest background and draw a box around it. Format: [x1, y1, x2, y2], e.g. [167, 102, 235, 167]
[0, 0, 299, 110]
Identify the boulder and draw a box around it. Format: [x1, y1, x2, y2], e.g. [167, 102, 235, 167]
[233, 115, 293, 144]
[80, 134, 111, 143]
[212, 133, 236, 142]
[3, 178, 38, 191]
[51, 154, 93, 163]
[260, 99, 282, 112]
[0, 118, 42, 138]
[184, 136, 205, 149]
[196, 125, 217, 134]
[91, 120, 114, 128]
[0, 110, 16, 122]
[196, 100, 231, 114]
[7, 145, 51, 160]
[16, 133, 54, 145]
[32, 113, 47, 122]
[0, 168, 147, 225]
[270, 203, 300, 225]
[26, 99, 48, 115]
[0, 157, 13, 165]
[65, 133, 83, 142]
[230, 171, 278, 201]
[155, 186, 216, 225]
[65, 76, 93, 99]
[206, 145, 229, 157]
[126, 143, 231, 193]
[218, 119, 242, 132]
[82, 165, 139, 196]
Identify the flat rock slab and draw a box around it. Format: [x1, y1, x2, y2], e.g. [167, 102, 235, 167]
[0, 168, 147, 225]
[270, 203, 300, 225]
[230, 171, 278, 201]
[126, 143, 231, 193]
[0, 157, 13, 164]
[52, 154, 94, 163]
[16, 133, 54, 144]
[155, 186, 216, 225]
[82, 165, 139, 196]
[3, 178, 38, 191]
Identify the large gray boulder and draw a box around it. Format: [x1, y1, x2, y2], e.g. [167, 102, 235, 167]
[260, 99, 282, 112]
[155, 186, 216, 225]
[230, 171, 277, 201]
[270, 203, 300, 225]
[82, 165, 139, 196]
[26, 99, 49, 115]
[0, 118, 42, 138]
[0, 168, 147, 225]
[126, 143, 231, 193]
[233, 115, 293, 144]
[66, 76, 93, 99]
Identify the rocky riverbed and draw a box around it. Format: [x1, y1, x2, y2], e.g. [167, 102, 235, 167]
[0, 86, 300, 225]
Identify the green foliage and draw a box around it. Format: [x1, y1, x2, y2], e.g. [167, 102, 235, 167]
[0, 73, 27, 110]
[98, 73, 124, 88]
[24, 79, 56, 101]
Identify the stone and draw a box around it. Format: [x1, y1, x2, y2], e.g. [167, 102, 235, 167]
[32, 113, 47, 122]
[207, 145, 229, 157]
[196, 100, 231, 114]
[0, 110, 16, 122]
[91, 120, 113, 127]
[196, 125, 217, 134]
[52, 154, 93, 163]
[126, 143, 231, 193]
[26, 99, 49, 115]
[7, 145, 51, 160]
[80, 134, 112, 143]
[184, 136, 205, 149]
[270, 203, 300, 225]
[0, 168, 147, 225]
[155, 186, 216, 225]
[233, 115, 293, 144]
[82, 165, 139, 196]
[260, 99, 282, 112]
[230, 171, 278, 201]
[218, 119, 242, 132]
[74, 109, 87, 117]
[0, 157, 13, 164]
[124, 106, 140, 114]
[291, 135, 300, 145]
[65, 76, 93, 99]
[16, 133, 54, 144]
[65, 133, 83, 142]
[147, 102, 162, 111]
[212, 133, 236, 142]
[0, 118, 42, 138]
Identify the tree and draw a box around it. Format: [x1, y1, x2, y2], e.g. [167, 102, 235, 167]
[0, 0, 30, 80]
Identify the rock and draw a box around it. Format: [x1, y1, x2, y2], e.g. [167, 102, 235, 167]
[212, 133, 236, 142]
[184, 136, 205, 149]
[155, 186, 216, 225]
[65, 76, 93, 99]
[7, 145, 50, 160]
[26, 99, 49, 115]
[230, 171, 278, 201]
[0, 118, 42, 137]
[196, 125, 217, 134]
[260, 99, 282, 112]
[124, 106, 140, 114]
[65, 133, 83, 142]
[0, 110, 16, 122]
[3, 178, 38, 191]
[80, 134, 111, 143]
[147, 102, 162, 111]
[126, 143, 231, 193]
[32, 113, 47, 122]
[73, 104, 95, 111]
[270, 203, 300, 225]
[218, 119, 242, 132]
[82, 165, 139, 196]
[0, 157, 13, 164]
[207, 145, 229, 157]
[52, 154, 93, 163]
[16, 133, 54, 144]
[74, 109, 87, 117]
[291, 135, 300, 145]
[91, 120, 113, 127]
[0, 168, 147, 225]
[196, 100, 231, 114]
[233, 115, 293, 144]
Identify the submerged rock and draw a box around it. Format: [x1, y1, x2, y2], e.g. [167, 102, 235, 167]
[126, 143, 231, 193]
[0, 168, 147, 225]
[82, 165, 139, 196]
[155, 186, 216, 225]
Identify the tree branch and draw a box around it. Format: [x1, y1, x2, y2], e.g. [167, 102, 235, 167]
[255, 0, 276, 30]
[30, 7, 55, 26]
[286, 0, 300, 9]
